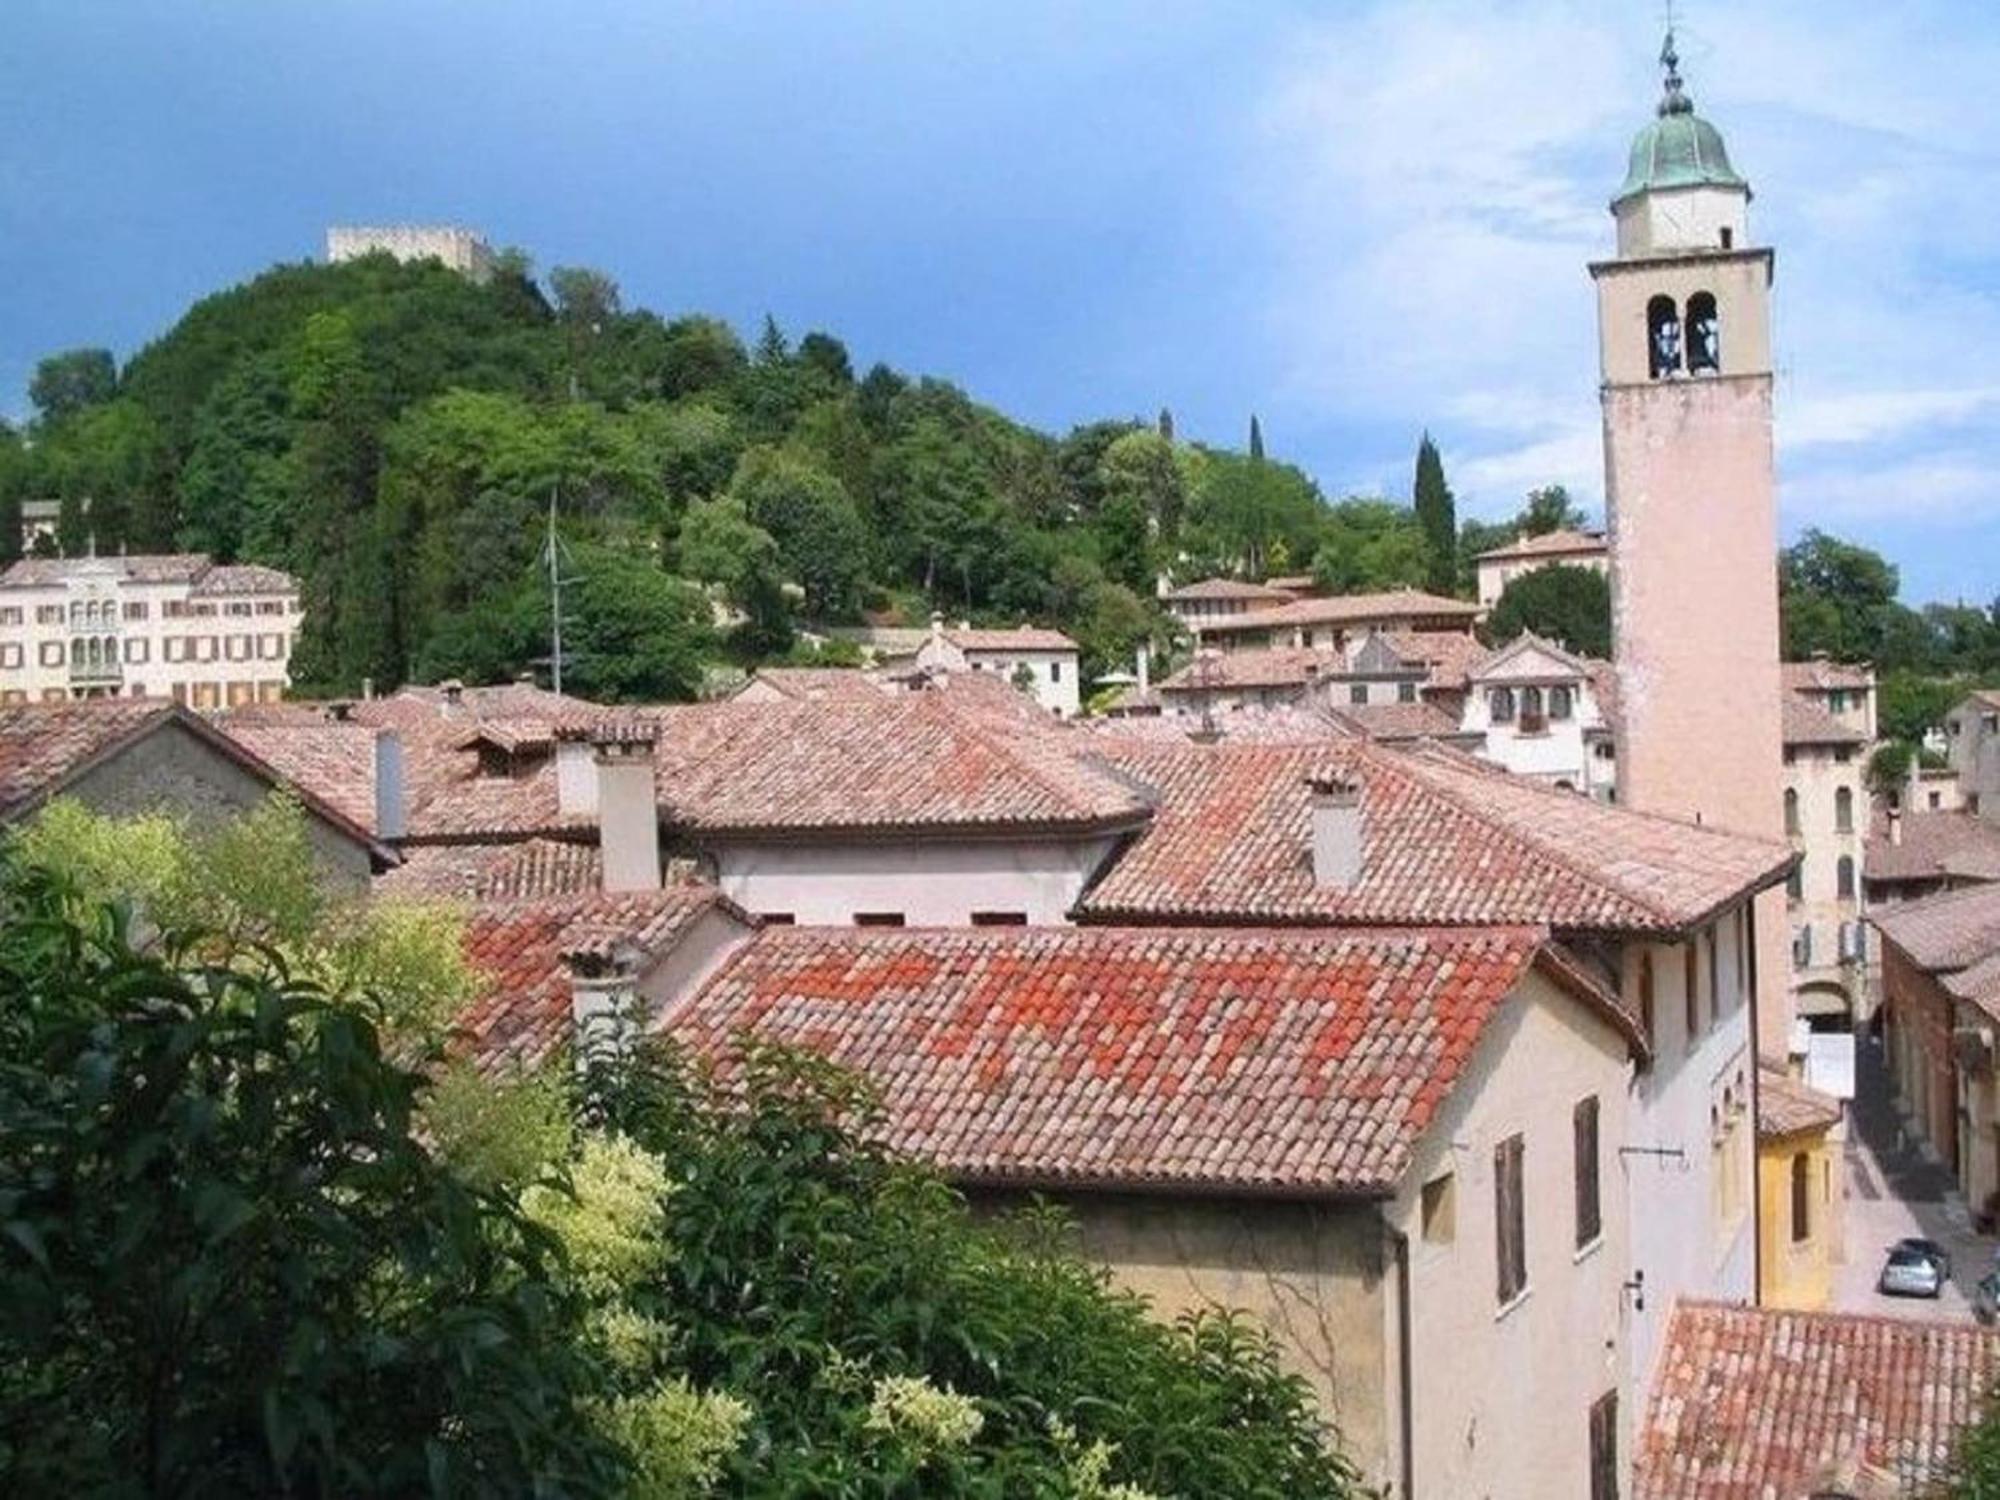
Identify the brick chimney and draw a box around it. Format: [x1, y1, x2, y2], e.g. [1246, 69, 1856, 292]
[1306, 773, 1364, 887]
[373, 729, 406, 842]
[592, 720, 661, 892]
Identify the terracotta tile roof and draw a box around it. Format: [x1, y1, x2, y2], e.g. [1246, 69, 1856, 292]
[1376, 630, 1493, 692]
[1635, 1300, 2000, 1500]
[944, 625, 1078, 653]
[1157, 648, 1344, 693]
[1474, 527, 1607, 562]
[1325, 702, 1475, 743]
[1201, 589, 1482, 637]
[733, 667, 889, 702]
[1782, 659, 1874, 693]
[456, 885, 742, 1072]
[1077, 738, 1791, 934]
[1163, 578, 1296, 603]
[0, 699, 393, 862]
[1757, 1065, 1842, 1140]
[190, 562, 296, 595]
[1075, 708, 1350, 747]
[217, 720, 380, 832]
[1782, 695, 1868, 747]
[1865, 811, 2000, 886]
[377, 837, 602, 901]
[0, 698, 177, 814]
[669, 924, 1638, 1194]
[645, 693, 1148, 837]
[1871, 880, 2000, 972]
[451, 717, 558, 755]
[0, 553, 209, 588]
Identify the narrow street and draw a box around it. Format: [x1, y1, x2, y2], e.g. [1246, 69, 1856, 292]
[1831, 1031, 1990, 1319]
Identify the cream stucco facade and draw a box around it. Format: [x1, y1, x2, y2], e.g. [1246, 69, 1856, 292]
[1462, 637, 1617, 799]
[1785, 739, 1869, 1021]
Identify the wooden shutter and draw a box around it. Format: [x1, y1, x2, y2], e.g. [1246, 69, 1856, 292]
[1574, 1097, 1601, 1248]
[1589, 1390, 1619, 1500]
[1495, 1135, 1526, 1303]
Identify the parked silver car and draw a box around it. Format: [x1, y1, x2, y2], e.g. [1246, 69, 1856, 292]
[1879, 1241, 1947, 1299]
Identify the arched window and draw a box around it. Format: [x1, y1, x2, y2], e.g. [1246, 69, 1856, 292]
[1789, 1152, 1811, 1242]
[1784, 788, 1800, 834]
[1787, 861, 1804, 902]
[1835, 787, 1854, 833]
[1837, 855, 1856, 900]
[1648, 294, 1683, 378]
[1489, 686, 1516, 723]
[1520, 685, 1545, 728]
[1549, 684, 1573, 721]
[1686, 292, 1720, 374]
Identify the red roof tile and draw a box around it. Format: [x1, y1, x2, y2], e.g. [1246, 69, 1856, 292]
[1325, 702, 1475, 743]
[1376, 630, 1494, 692]
[1757, 1066, 1843, 1140]
[944, 626, 1078, 652]
[0, 698, 177, 814]
[1635, 1300, 2000, 1499]
[669, 924, 1636, 1194]
[1866, 811, 2000, 886]
[1474, 528, 1607, 562]
[1201, 589, 1481, 637]
[1782, 659, 1874, 693]
[644, 693, 1148, 837]
[1157, 647, 1344, 693]
[456, 885, 742, 1072]
[1077, 738, 1790, 934]
[219, 720, 380, 831]
[1782, 695, 1867, 747]
[1163, 578, 1296, 603]
[378, 837, 603, 901]
[732, 667, 889, 702]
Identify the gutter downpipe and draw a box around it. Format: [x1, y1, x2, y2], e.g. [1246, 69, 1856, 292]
[1382, 1209, 1415, 1499]
[1746, 899, 1764, 1306]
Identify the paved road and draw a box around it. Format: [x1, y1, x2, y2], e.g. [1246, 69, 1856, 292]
[1831, 1031, 1988, 1319]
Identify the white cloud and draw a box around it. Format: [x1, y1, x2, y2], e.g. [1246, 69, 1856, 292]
[1246, 0, 2000, 539]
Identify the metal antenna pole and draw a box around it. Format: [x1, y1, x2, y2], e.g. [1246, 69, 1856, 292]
[545, 487, 566, 695]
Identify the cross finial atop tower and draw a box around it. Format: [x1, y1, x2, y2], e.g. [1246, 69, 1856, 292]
[1657, 18, 1694, 117]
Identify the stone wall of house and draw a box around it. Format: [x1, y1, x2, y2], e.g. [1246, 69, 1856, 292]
[972, 1189, 1394, 1489]
[61, 721, 374, 888]
[326, 226, 494, 282]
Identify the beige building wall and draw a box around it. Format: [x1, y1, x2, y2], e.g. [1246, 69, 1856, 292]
[1474, 548, 1609, 610]
[1390, 971, 1634, 1500]
[1785, 743, 1868, 1020]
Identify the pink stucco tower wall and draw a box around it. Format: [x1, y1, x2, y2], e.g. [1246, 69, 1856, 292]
[1594, 38, 1792, 1056]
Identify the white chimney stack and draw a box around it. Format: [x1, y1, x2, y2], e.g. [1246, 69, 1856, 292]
[373, 729, 406, 842]
[1136, 641, 1151, 699]
[593, 721, 661, 892]
[555, 725, 601, 819]
[563, 938, 643, 1065]
[1889, 808, 1904, 847]
[1307, 773, 1364, 888]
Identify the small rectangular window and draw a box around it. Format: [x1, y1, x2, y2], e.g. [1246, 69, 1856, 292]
[1421, 1172, 1456, 1244]
[1049, 662, 1061, 683]
[760, 913, 796, 926]
[971, 911, 1028, 926]
[1398, 681, 1416, 704]
[1350, 683, 1368, 705]
[854, 912, 906, 928]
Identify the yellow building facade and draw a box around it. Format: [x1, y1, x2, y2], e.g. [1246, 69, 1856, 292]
[1756, 1067, 1844, 1309]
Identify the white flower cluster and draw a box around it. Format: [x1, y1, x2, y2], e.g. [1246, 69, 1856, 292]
[864, 1373, 985, 1453]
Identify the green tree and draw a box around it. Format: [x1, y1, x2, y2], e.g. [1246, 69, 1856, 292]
[557, 542, 712, 701]
[0, 855, 622, 1496]
[1519, 484, 1587, 537]
[1487, 564, 1612, 658]
[1412, 432, 1457, 595]
[730, 446, 870, 619]
[1312, 498, 1430, 594]
[679, 494, 794, 655]
[1780, 529, 1900, 662]
[28, 348, 117, 424]
[1248, 413, 1265, 462]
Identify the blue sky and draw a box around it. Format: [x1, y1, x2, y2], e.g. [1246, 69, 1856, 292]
[4, 2, 1998, 605]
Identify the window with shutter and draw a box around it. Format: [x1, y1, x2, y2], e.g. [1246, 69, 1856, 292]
[1574, 1097, 1601, 1249]
[1495, 1134, 1526, 1304]
[1589, 1390, 1619, 1500]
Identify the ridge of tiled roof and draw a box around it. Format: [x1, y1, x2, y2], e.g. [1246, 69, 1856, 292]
[1865, 810, 2000, 885]
[667, 923, 1638, 1195]
[1078, 737, 1790, 934]
[191, 562, 296, 595]
[1781, 658, 1873, 693]
[1202, 589, 1481, 636]
[1074, 707, 1350, 747]
[1162, 578, 1295, 603]
[646, 693, 1148, 837]
[1781, 695, 1867, 747]
[944, 625, 1078, 652]
[1756, 1065, 1842, 1140]
[1157, 647, 1345, 693]
[456, 884, 744, 1073]
[0, 553, 210, 588]
[1635, 1300, 2000, 1500]
[1474, 528, 1606, 562]
[733, 667, 889, 702]
[1325, 702, 1474, 743]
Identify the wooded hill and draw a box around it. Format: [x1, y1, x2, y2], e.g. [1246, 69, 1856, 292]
[0, 253, 1515, 700]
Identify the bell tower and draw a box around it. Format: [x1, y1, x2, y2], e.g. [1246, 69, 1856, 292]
[1594, 31, 1791, 1052]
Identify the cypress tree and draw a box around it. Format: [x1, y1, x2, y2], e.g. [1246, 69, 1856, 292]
[1248, 414, 1265, 462]
[1157, 407, 1175, 443]
[1413, 431, 1457, 596]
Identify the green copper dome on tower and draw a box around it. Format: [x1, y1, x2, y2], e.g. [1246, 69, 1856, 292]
[1613, 30, 1747, 207]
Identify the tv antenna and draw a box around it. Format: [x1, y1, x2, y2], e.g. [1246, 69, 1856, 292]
[541, 486, 580, 694]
